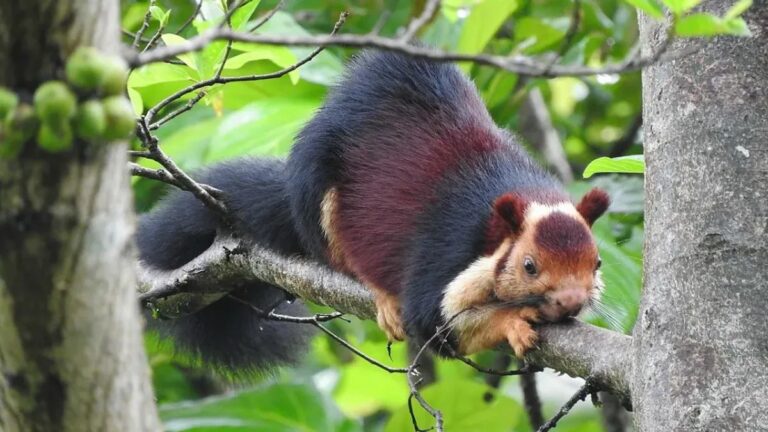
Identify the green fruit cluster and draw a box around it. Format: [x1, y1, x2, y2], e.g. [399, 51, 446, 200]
[0, 47, 135, 158]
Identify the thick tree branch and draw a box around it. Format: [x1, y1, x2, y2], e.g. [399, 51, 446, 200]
[137, 238, 632, 403]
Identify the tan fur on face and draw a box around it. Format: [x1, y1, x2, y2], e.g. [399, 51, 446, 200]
[496, 202, 600, 319]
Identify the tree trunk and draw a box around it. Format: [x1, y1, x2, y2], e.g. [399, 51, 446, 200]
[0, 1, 160, 431]
[634, 2, 768, 430]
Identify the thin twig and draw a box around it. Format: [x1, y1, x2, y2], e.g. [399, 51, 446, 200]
[145, 11, 349, 127]
[142, 24, 166, 53]
[176, 0, 203, 34]
[150, 91, 207, 130]
[129, 18, 679, 78]
[400, 0, 440, 42]
[129, 162, 223, 196]
[250, 0, 284, 32]
[543, 0, 581, 73]
[536, 379, 597, 432]
[229, 293, 409, 373]
[136, 117, 228, 216]
[133, 0, 157, 49]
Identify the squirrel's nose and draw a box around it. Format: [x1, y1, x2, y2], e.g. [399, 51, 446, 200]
[542, 287, 588, 321]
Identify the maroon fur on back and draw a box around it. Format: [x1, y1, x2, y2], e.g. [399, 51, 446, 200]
[336, 122, 505, 293]
[576, 188, 610, 226]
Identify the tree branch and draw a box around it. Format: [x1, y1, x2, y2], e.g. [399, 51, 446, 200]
[127, 21, 677, 78]
[137, 238, 633, 404]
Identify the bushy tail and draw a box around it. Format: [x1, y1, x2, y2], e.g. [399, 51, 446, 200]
[137, 158, 312, 373]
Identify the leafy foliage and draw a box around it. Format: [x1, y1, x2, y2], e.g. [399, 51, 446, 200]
[124, 0, 749, 430]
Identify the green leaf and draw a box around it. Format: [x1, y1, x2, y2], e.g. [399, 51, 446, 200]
[457, 0, 519, 55]
[127, 87, 143, 115]
[333, 341, 410, 416]
[662, 0, 702, 15]
[205, 98, 320, 161]
[675, 13, 724, 36]
[253, 12, 343, 86]
[514, 17, 566, 54]
[149, 6, 165, 23]
[725, 0, 752, 19]
[385, 379, 523, 432]
[723, 17, 751, 36]
[675, 13, 751, 37]
[230, 0, 261, 29]
[624, 0, 664, 19]
[224, 46, 299, 84]
[583, 155, 644, 178]
[161, 34, 199, 71]
[160, 383, 361, 432]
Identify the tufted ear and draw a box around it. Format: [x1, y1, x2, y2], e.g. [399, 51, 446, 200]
[576, 188, 610, 226]
[493, 193, 528, 234]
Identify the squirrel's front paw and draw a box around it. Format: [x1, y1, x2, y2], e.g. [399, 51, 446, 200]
[506, 320, 538, 358]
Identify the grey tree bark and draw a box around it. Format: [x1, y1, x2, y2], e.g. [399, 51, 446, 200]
[0, 1, 160, 431]
[635, 2, 768, 430]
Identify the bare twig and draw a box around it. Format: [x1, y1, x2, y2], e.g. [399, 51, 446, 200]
[543, 0, 581, 73]
[133, 0, 157, 49]
[144, 11, 349, 128]
[228, 292, 409, 373]
[128, 162, 223, 196]
[149, 91, 207, 130]
[141, 24, 166, 53]
[400, 0, 440, 42]
[536, 379, 597, 432]
[129, 18, 678, 78]
[250, 0, 284, 32]
[176, 0, 203, 34]
[135, 117, 228, 216]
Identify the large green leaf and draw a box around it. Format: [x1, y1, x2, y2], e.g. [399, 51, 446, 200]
[457, 0, 519, 55]
[160, 383, 362, 432]
[205, 98, 320, 161]
[385, 379, 524, 432]
[333, 340, 410, 416]
[583, 155, 644, 178]
[254, 12, 343, 86]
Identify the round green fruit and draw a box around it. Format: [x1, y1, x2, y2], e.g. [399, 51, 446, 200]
[102, 96, 135, 140]
[0, 87, 19, 120]
[34, 81, 77, 125]
[3, 103, 38, 150]
[75, 100, 107, 139]
[38, 123, 73, 153]
[65, 47, 104, 92]
[99, 56, 129, 96]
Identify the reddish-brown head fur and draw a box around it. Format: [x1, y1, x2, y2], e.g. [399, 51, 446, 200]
[490, 188, 610, 322]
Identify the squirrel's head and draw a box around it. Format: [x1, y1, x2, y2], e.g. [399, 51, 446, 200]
[488, 188, 610, 322]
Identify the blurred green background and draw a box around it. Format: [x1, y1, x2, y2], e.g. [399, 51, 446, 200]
[125, 0, 645, 430]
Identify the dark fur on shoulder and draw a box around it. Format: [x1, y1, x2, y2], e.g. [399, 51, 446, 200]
[137, 158, 313, 373]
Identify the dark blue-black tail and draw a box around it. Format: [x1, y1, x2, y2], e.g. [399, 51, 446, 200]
[137, 158, 313, 373]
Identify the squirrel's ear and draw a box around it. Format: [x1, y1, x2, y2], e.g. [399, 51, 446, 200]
[576, 188, 610, 226]
[493, 193, 527, 234]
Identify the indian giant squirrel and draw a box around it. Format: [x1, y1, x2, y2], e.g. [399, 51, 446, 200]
[138, 51, 609, 371]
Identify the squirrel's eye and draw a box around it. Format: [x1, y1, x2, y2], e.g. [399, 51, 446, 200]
[523, 257, 537, 276]
[596, 257, 602, 270]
